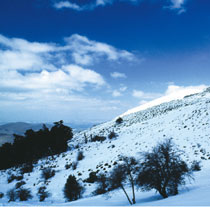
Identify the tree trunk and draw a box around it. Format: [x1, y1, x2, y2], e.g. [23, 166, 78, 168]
[159, 188, 168, 198]
[121, 185, 132, 205]
[129, 173, 136, 204]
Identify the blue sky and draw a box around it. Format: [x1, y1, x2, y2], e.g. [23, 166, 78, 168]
[0, 0, 210, 124]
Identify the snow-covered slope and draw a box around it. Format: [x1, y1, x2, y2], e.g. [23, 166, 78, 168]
[0, 88, 210, 206]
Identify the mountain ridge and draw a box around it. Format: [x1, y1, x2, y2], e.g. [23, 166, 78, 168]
[0, 88, 210, 205]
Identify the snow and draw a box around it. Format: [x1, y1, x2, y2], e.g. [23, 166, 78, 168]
[121, 85, 207, 117]
[0, 88, 210, 206]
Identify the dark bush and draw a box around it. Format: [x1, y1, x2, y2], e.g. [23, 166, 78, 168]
[108, 131, 118, 139]
[136, 139, 191, 198]
[116, 117, 123, 124]
[37, 186, 50, 202]
[20, 162, 33, 174]
[0, 192, 4, 199]
[41, 168, 55, 180]
[6, 188, 17, 202]
[91, 135, 106, 142]
[65, 163, 71, 169]
[84, 172, 98, 183]
[77, 151, 84, 161]
[64, 175, 84, 201]
[7, 174, 16, 183]
[16, 175, 24, 181]
[93, 173, 109, 195]
[7, 174, 23, 183]
[191, 160, 201, 171]
[17, 188, 33, 201]
[15, 181, 26, 189]
[72, 162, 78, 170]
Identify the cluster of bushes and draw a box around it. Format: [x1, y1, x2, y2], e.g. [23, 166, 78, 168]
[8, 174, 23, 183]
[90, 135, 106, 142]
[7, 188, 32, 202]
[88, 131, 118, 143]
[0, 120, 73, 170]
[6, 184, 51, 202]
[41, 168, 56, 181]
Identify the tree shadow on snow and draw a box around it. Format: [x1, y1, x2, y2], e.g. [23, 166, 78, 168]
[135, 194, 162, 204]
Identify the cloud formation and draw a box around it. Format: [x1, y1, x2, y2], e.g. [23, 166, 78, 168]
[112, 85, 127, 97]
[53, 0, 187, 13]
[167, 0, 186, 14]
[64, 34, 134, 65]
[0, 34, 135, 122]
[110, 72, 127, 79]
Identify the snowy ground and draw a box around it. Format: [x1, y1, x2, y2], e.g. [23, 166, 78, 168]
[0, 89, 210, 206]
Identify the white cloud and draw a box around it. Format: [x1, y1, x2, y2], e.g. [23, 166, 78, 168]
[64, 34, 134, 65]
[132, 90, 162, 99]
[110, 72, 127, 79]
[0, 64, 105, 94]
[0, 34, 136, 122]
[53, 1, 82, 10]
[167, 0, 186, 14]
[112, 90, 122, 97]
[112, 85, 127, 97]
[53, 0, 188, 14]
[170, 0, 185, 9]
[0, 34, 134, 72]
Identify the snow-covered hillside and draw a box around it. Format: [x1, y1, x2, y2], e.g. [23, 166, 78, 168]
[0, 88, 210, 206]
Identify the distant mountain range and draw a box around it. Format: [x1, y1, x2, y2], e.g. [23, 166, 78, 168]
[0, 122, 52, 146]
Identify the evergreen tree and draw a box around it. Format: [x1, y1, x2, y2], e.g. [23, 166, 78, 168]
[64, 175, 84, 201]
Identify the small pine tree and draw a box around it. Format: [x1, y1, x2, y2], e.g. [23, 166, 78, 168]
[6, 188, 17, 202]
[37, 186, 50, 202]
[77, 151, 84, 161]
[64, 175, 84, 201]
[17, 188, 33, 201]
[41, 168, 55, 181]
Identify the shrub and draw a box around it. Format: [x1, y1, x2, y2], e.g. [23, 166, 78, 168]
[72, 162, 78, 170]
[77, 151, 84, 161]
[84, 172, 98, 183]
[6, 188, 17, 202]
[65, 163, 71, 169]
[7, 174, 16, 183]
[91, 135, 106, 142]
[16, 175, 24, 181]
[64, 175, 84, 201]
[17, 188, 33, 201]
[93, 173, 109, 195]
[0, 192, 4, 199]
[108, 131, 118, 139]
[136, 139, 191, 198]
[7, 174, 23, 183]
[37, 186, 50, 202]
[191, 160, 201, 171]
[116, 117, 123, 124]
[15, 181, 26, 189]
[20, 162, 33, 174]
[41, 168, 55, 180]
